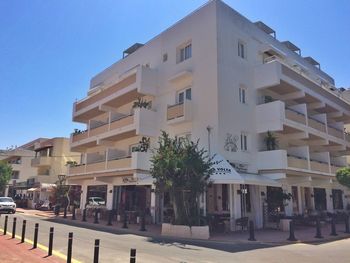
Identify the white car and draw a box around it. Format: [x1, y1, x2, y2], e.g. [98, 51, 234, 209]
[0, 197, 16, 214]
[86, 197, 106, 208]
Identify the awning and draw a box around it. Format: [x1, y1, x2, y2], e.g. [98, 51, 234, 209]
[241, 173, 281, 187]
[210, 154, 244, 184]
[27, 188, 39, 192]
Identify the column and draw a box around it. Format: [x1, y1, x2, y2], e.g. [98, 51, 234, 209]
[106, 184, 114, 210]
[150, 184, 156, 224]
[326, 188, 333, 212]
[80, 183, 87, 209]
[282, 185, 293, 216]
[231, 184, 242, 231]
[310, 188, 316, 210]
[4, 186, 9, 197]
[229, 184, 234, 230]
[297, 186, 303, 214]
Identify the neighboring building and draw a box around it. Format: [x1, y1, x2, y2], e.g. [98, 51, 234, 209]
[68, 0, 350, 229]
[0, 138, 47, 197]
[1, 138, 80, 207]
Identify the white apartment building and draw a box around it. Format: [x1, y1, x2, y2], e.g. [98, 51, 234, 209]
[68, 0, 350, 229]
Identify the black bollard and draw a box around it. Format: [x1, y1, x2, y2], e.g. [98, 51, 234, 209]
[345, 214, 350, 234]
[67, 232, 73, 263]
[130, 248, 136, 263]
[55, 205, 60, 216]
[63, 206, 67, 219]
[94, 209, 99, 224]
[314, 217, 323, 239]
[72, 207, 76, 220]
[287, 220, 297, 241]
[33, 223, 39, 249]
[21, 220, 26, 243]
[3, 215, 8, 235]
[12, 217, 17, 239]
[93, 239, 100, 263]
[330, 215, 337, 236]
[123, 211, 128, 229]
[248, 220, 256, 241]
[139, 211, 146, 232]
[107, 210, 113, 226]
[82, 208, 87, 222]
[48, 227, 54, 256]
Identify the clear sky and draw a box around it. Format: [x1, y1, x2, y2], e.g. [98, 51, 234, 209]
[0, 0, 349, 149]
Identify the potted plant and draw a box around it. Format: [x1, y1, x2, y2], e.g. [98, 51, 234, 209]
[132, 97, 152, 109]
[264, 131, 278, 151]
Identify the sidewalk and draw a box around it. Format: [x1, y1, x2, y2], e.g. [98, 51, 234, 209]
[0, 235, 63, 263]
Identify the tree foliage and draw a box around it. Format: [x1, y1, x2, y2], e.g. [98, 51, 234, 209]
[0, 161, 13, 195]
[336, 167, 350, 189]
[150, 131, 214, 226]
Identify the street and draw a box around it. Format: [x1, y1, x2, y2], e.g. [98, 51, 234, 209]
[1, 213, 350, 263]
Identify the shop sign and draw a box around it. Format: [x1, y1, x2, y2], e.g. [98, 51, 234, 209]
[122, 177, 138, 184]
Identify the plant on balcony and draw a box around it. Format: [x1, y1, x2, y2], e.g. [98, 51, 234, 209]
[131, 137, 151, 153]
[0, 161, 12, 196]
[336, 167, 350, 189]
[66, 161, 78, 167]
[132, 97, 151, 110]
[150, 131, 214, 227]
[264, 131, 278, 151]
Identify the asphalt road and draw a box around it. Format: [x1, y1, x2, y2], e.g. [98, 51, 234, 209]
[0, 213, 350, 263]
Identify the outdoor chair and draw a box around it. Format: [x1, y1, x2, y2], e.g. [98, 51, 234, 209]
[235, 217, 249, 231]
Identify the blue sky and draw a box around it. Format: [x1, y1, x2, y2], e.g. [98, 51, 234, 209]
[0, 0, 349, 149]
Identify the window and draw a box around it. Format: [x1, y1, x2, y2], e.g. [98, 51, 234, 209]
[240, 133, 248, 151]
[332, 189, 344, 210]
[12, 171, 19, 180]
[162, 53, 168, 62]
[239, 86, 246, 104]
[177, 88, 192, 104]
[178, 42, 192, 63]
[238, 41, 246, 59]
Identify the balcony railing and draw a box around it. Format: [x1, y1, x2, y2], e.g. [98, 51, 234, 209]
[31, 157, 51, 167]
[167, 103, 184, 120]
[328, 126, 344, 139]
[285, 108, 306, 125]
[308, 117, 326, 133]
[287, 155, 309, 170]
[310, 160, 330, 173]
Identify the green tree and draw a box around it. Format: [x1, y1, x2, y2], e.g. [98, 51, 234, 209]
[150, 131, 214, 226]
[0, 161, 13, 195]
[336, 167, 350, 189]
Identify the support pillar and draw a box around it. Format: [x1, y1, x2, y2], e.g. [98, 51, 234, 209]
[106, 184, 113, 210]
[150, 185, 156, 224]
[326, 188, 333, 213]
[80, 184, 87, 210]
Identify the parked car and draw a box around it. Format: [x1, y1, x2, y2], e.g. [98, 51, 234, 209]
[86, 197, 106, 208]
[0, 197, 16, 214]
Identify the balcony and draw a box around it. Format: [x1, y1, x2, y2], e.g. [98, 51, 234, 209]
[68, 152, 151, 176]
[167, 99, 192, 125]
[327, 126, 344, 139]
[257, 149, 335, 174]
[308, 117, 326, 133]
[71, 108, 157, 151]
[73, 65, 157, 122]
[31, 156, 51, 167]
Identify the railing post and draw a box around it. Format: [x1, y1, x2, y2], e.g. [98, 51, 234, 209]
[93, 239, 100, 263]
[315, 217, 323, 239]
[123, 211, 128, 229]
[139, 211, 146, 232]
[3, 215, 8, 235]
[21, 220, 26, 243]
[248, 220, 256, 241]
[330, 215, 337, 236]
[11, 217, 17, 239]
[94, 209, 99, 224]
[67, 232, 73, 263]
[33, 223, 39, 249]
[48, 227, 54, 256]
[130, 248, 136, 263]
[63, 206, 67, 219]
[82, 208, 87, 222]
[345, 214, 350, 234]
[287, 220, 297, 241]
[72, 207, 76, 220]
[107, 210, 113, 226]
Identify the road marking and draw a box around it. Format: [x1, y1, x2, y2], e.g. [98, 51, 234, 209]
[0, 227, 82, 263]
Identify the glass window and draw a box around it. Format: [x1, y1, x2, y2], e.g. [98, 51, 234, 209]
[240, 133, 248, 151]
[177, 88, 191, 103]
[239, 87, 246, 104]
[238, 41, 246, 59]
[332, 189, 344, 210]
[178, 43, 192, 63]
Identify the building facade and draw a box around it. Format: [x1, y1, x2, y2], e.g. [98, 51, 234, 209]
[68, 0, 350, 229]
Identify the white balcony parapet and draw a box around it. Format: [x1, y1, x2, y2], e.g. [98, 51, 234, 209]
[167, 99, 192, 125]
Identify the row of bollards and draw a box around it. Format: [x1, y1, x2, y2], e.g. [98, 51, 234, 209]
[246, 214, 350, 242]
[2, 215, 138, 263]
